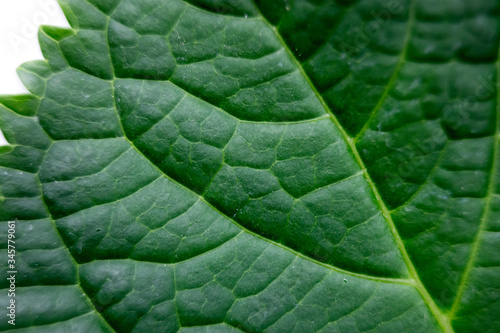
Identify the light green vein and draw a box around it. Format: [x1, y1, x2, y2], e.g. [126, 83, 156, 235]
[449, 41, 500, 319]
[352, 0, 415, 143]
[248, 1, 454, 332]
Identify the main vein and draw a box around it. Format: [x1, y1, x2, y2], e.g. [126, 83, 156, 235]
[248, 1, 454, 332]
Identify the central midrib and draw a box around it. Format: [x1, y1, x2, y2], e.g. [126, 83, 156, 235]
[248, 1, 454, 332]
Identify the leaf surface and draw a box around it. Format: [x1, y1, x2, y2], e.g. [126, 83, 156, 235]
[0, 0, 499, 332]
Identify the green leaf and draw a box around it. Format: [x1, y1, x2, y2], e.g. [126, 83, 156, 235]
[0, 0, 498, 332]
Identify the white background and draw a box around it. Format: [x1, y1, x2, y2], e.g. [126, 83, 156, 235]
[0, 0, 70, 146]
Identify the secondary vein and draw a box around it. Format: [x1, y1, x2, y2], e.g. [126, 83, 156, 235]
[449, 40, 500, 319]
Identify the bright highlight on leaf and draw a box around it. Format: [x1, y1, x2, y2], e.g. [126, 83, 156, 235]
[0, 0, 498, 332]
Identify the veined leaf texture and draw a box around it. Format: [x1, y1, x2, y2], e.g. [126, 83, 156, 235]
[0, 0, 499, 332]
